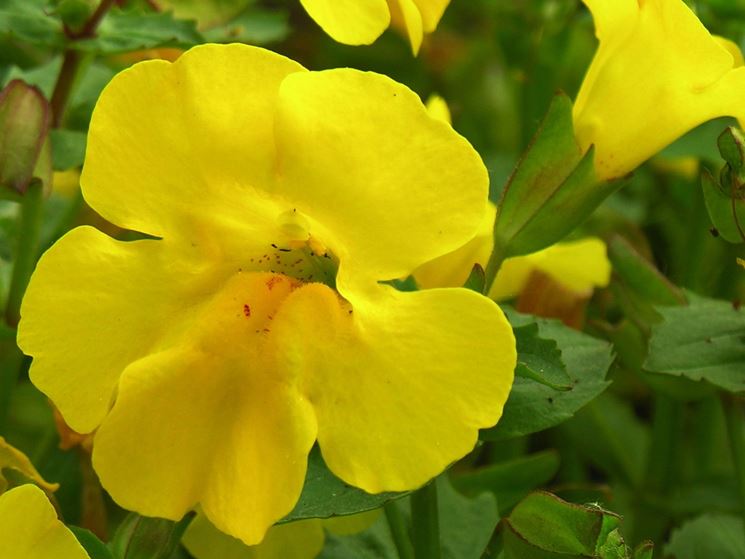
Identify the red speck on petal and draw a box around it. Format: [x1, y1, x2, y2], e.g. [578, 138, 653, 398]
[243, 304, 251, 317]
[266, 276, 283, 291]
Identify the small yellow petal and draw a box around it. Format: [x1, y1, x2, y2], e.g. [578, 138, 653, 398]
[299, 0, 390, 45]
[388, 0, 424, 54]
[490, 237, 610, 300]
[425, 94, 452, 125]
[0, 437, 57, 494]
[183, 514, 324, 559]
[0, 484, 90, 559]
[412, 0, 450, 33]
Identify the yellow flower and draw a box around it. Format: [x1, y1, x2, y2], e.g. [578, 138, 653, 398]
[0, 484, 90, 559]
[415, 204, 610, 298]
[18, 44, 515, 545]
[574, 0, 745, 180]
[299, 0, 450, 54]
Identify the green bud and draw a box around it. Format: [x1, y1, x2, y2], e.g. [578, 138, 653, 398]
[0, 80, 52, 197]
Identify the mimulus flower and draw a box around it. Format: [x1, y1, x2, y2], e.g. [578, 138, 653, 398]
[299, 0, 450, 54]
[0, 484, 90, 559]
[574, 0, 745, 180]
[18, 44, 516, 545]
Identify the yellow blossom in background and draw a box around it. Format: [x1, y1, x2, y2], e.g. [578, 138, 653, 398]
[574, 0, 745, 180]
[299, 0, 450, 54]
[0, 484, 90, 559]
[415, 203, 611, 301]
[18, 44, 516, 546]
[425, 94, 452, 124]
[52, 169, 80, 198]
[183, 510, 379, 559]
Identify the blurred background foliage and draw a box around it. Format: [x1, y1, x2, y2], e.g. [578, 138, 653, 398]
[2, 0, 745, 558]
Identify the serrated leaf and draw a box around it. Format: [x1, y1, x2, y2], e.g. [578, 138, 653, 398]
[482, 310, 612, 440]
[502, 492, 634, 559]
[664, 514, 745, 559]
[513, 323, 572, 391]
[74, 9, 203, 54]
[281, 448, 406, 523]
[645, 294, 745, 393]
[452, 450, 560, 514]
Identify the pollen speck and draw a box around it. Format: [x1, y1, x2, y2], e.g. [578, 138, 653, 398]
[243, 304, 251, 317]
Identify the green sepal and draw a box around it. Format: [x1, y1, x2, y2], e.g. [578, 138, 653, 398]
[493, 93, 622, 258]
[462, 263, 485, 293]
[702, 169, 745, 244]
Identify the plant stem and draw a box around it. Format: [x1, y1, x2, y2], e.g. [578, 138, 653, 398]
[410, 481, 441, 559]
[723, 394, 745, 533]
[483, 238, 506, 295]
[50, 0, 116, 126]
[384, 502, 415, 559]
[5, 180, 44, 327]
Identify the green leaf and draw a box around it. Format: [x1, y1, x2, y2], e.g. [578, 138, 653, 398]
[494, 93, 622, 257]
[718, 126, 745, 172]
[645, 294, 745, 393]
[482, 310, 612, 440]
[50, 129, 86, 171]
[664, 514, 745, 559]
[502, 492, 637, 559]
[0, 0, 64, 48]
[281, 448, 406, 523]
[702, 169, 745, 244]
[75, 9, 203, 54]
[513, 324, 572, 391]
[69, 526, 114, 559]
[109, 512, 194, 559]
[452, 450, 560, 514]
[320, 515, 399, 559]
[607, 236, 685, 306]
[202, 9, 290, 45]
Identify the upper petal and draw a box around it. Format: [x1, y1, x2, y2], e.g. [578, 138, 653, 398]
[0, 484, 90, 559]
[299, 0, 390, 45]
[412, 0, 451, 33]
[273, 280, 516, 492]
[574, 0, 745, 179]
[388, 0, 424, 54]
[274, 68, 489, 283]
[81, 44, 305, 238]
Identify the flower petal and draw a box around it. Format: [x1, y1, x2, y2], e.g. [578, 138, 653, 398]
[299, 0, 390, 45]
[412, 0, 450, 33]
[81, 44, 305, 238]
[388, 0, 424, 54]
[183, 515, 324, 559]
[18, 227, 209, 433]
[273, 281, 515, 492]
[274, 69, 489, 283]
[575, 0, 745, 179]
[0, 484, 90, 559]
[93, 340, 316, 546]
[489, 237, 610, 300]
